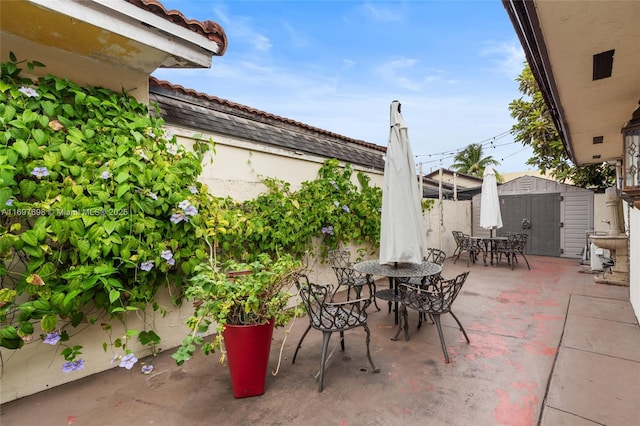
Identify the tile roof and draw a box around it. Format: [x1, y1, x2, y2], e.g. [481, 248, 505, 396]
[126, 0, 227, 55]
[149, 77, 386, 171]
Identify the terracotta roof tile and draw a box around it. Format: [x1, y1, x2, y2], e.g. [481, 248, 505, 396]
[149, 76, 386, 154]
[126, 0, 227, 55]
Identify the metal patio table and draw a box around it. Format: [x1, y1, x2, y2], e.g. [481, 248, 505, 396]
[470, 236, 509, 266]
[353, 260, 443, 325]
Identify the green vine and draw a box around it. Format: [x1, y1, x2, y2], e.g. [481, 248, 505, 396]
[0, 54, 213, 372]
[0, 54, 382, 375]
[213, 159, 382, 260]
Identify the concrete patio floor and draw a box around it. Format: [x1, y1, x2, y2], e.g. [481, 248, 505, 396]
[2, 255, 639, 426]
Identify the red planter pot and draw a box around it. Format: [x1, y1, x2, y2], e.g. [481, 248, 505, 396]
[222, 319, 275, 398]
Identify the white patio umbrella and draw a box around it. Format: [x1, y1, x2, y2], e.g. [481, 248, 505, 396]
[479, 166, 503, 237]
[379, 101, 428, 265]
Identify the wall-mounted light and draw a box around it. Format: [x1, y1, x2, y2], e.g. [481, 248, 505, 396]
[621, 100, 640, 208]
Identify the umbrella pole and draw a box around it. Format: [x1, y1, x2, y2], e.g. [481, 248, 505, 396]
[393, 262, 399, 324]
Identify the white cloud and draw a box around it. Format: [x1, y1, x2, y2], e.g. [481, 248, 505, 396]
[361, 2, 404, 22]
[213, 5, 272, 52]
[478, 40, 526, 77]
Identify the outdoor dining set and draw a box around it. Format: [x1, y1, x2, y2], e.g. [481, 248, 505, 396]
[451, 230, 531, 270]
[293, 247, 471, 391]
[292, 101, 516, 392]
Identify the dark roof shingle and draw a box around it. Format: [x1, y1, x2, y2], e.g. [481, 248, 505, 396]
[149, 77, 386, 171]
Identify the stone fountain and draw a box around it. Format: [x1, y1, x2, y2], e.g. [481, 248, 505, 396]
[590, 187, 629, 286]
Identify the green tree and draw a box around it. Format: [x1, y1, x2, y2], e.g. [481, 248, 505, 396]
[508, 63, 615, 188]
[450, 143, 501, 179]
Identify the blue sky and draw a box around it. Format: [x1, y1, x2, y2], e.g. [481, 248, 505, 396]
[152, 1, 535, 173]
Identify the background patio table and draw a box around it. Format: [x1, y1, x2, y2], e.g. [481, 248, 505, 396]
[470, 236, 508, 266]
[353, 260, 442, 324]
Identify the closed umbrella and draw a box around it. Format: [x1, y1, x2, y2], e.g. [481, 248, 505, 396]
[480, 167, 503, 237]
[379, 101, 427, 265]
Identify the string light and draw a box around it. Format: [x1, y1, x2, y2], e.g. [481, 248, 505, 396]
[414, 130, 513, 166]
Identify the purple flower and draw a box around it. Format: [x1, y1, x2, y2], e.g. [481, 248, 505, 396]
[330, 180, 339, 190]
[62, 359, 85, 373]
[43, 331, 61, 345]
[178, 200, 191, 210]
[148, 192, 158, 200]
[6, 198, 14, 206]
[342, 205, 350, 213]
[31, 167, 50, 178]
[166, 258, 175, 266]
[140, 261, 154, 271]
[161, 250, 173, 261]
[188, 185, 198, 194]
[170, 212, 185, 224]
[18, 86, 39, 98]
[119, 353, 138, 369]
[321, 226, 334, 236]
[333, 200, 340, 207]
[141, 364, 154, 375]
[100, 170, 111, 180]
[184, 205, 198, 216]
[166, 144, 178, 155]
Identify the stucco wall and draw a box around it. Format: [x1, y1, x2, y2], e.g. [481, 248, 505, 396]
[629, 203, 640, 322]
[423, 199, 472, 258]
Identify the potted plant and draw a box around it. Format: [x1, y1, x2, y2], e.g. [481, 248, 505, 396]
[172, 249, 303, 398]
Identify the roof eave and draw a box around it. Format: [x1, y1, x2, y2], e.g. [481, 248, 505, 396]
[502, 0, 577, 164]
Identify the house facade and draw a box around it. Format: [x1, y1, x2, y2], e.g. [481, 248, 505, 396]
[503, 0, 639, 319]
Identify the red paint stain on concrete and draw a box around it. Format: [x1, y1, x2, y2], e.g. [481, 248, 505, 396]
[512, 380, 537, 391]
[497, 288, 540, 305]
[465, 333, 510, 360]
[522, 341, 557, 356]
[493, 384, 539, 426]
[532, 313, 563, 322]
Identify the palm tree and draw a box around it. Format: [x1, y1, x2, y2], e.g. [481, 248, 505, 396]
[450, 143, 501, 180]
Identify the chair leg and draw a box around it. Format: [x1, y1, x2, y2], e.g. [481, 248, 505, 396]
[318, 331, 332, 392]
[363, 323, 381, 373]
[453, 247, 461, 264]
[431, 314, 450, 363]
[292, 324, 312, 364]
[391, 304, 409, 341]
[339, 330, 345, 351]
[368, 281, 381, 311]
[449, 311, 470, 343]
[520, 252, 531, 270]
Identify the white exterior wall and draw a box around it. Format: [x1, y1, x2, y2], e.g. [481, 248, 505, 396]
[424, 199, 472, 258]
[629, 203, 640, 322]
[167, 125, 384, 200]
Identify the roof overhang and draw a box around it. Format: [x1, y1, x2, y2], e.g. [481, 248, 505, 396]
[1, 0, 225, 73]
[503, 0, 640, 166]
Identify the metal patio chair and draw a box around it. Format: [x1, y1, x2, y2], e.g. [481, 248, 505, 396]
[328, 249, 379, 310]
[393, 271, 471, 363]
[497, 233, 531, 270]
[452, 231, 479, 266]
[292, 275, 380, 392]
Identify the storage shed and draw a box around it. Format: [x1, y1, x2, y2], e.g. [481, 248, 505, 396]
[472, 175, 594, 258]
